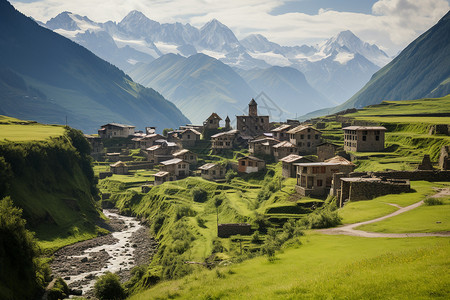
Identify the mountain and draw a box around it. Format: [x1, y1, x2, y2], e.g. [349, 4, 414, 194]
[129, 53, 255, 124]
[236, 66, 334, 119]
[301, 10, 450, 119]
[0, 0, 189, 133]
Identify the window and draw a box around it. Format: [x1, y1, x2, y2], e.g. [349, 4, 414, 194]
[315, 134, 319, 139]
[212, 170, 216, 175]
[376, 135, 380, 141]
[307, 142, 311, 147]
[261, 118, 264, 123]
[187, 134, 191, 139]
[210, 119, 213, 124]
[190, 155, 194, 160]
[300, 134, 304, 139]
[241, 161, 245, 166]
[307, 135, 311, 139]
[362, 136, 366, 141]
[307, 128, 311, 132]
[317, 179, 323, 187]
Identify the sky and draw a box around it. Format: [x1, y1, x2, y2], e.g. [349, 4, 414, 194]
[10, 0, 450, 55]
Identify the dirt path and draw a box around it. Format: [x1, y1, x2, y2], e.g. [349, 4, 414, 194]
[318, 200, 450, 238]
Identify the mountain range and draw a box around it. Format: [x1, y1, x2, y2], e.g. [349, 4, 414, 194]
[0, 0, 189, 133]
[301, 10, 450, 120]
[41, 10, 392, 111]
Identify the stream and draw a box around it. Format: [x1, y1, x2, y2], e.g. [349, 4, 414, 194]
[50, 210, 157, 297]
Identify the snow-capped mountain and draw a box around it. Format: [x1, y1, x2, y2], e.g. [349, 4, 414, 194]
[318, 30, 390, 67]
[42, 10, 393, 105]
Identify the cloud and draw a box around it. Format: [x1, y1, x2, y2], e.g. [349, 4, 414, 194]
[10, 0, 450, 55]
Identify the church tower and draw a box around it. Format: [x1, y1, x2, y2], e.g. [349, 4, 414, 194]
[248, 98, 258, 117]
[225, 116, 231, 129]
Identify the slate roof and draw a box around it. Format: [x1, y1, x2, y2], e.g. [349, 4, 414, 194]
[287, 125, 321, 134]
[160, 158, 184, 165]
[342, 126, 387, 131]
[271, 124, 292, 132]
[279, 154, 308, 163]
[101, 123, 135, 129]
[154, 171, 170, 177]
[198, 163, 219, 170]
[273, 141, 296, 148]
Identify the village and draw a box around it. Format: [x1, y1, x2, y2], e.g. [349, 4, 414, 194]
[84, 99, 450, 237]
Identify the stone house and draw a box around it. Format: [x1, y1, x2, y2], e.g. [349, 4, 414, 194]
[133, 133, 164, 149]
[98, 123, 135, 138]
[317, 142, 340, 161]
[203, 113, 222, 130]
[237, 156, 266, 173]
[287, 125, 322, 154]
[248, 137, 280, 156]
[236, 99, 270, 138]
[172, 149, 198, 166]
[273, 141, 298, 161]
[198, 163, 226, 180]
[271, 124, 292, 141]
[154, 171, 173, 186]
[343, 126, 386, 152]
[84, 135, 104, 159]
[280, 154, 312, 178]
[146, 141, 177, 163]
[159, 158, 190, 178]
[110, 161, 128, 175]
[211, 129, 239, 150]
[295, 156, 355, 197]
[180, 128, 201, 147]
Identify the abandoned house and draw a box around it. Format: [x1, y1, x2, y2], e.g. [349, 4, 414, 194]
[159, 158, 190, 178]
[273, 141, 298, 161]
[203, 113, 222, 130]
[153, 171, 173, 186]
[248, 137, 280, 156]
[287, 125, 322, 154]
[343, 126, 386, 152]
[211, 129, 239, 150]
[237, 156, 266, 173]
[98, 123, 136, 138]
[146, 141, 178, 163]
[338, 177, 411, 207]
[295, 156, 355, 197]
[133, 133, 164, 149]
[280, 154, 312, 178]
[271, 124, 292, 141]
[198, 163, 226, 181]
[172, 149, 198, 166]
[180, 128, 201, 147]
[236, 99, 270, 138]
[316, 142, 341, 161]
[110, 161, 128, 175]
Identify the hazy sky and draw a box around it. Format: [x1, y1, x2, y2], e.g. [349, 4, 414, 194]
[11, 0, 450, 55]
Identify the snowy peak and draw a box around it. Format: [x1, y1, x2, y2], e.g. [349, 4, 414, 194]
[320, 30, 390, 66]
[198, 19, 240, 51]
[240, 34, 282, 53]
[46, 11, 81, 31]
[118, 10, 160, 37]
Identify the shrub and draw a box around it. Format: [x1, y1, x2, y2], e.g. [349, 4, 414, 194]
[192, 187, 208, 203]
[251, 230, 262, 244]
[47, 278, 69, 300]
[94, 272, 125, 300]
[424, 197, 444, 206]
[225, 169, 238, 183]
[211, 238, 225, 253]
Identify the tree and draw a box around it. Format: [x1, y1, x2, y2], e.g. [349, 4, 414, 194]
[162, 128, 173, 137]
[213, 194, 225, 228]
[94, 272, 126, 300]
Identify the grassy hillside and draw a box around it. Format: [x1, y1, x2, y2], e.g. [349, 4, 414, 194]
[0, 119, 104, 252]
[130, 234, 449, 299]
[315, 95, 450, 171]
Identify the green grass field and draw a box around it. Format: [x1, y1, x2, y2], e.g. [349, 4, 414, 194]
[0, 124, 65, 141]
[357, 195, 450, 233]
[130, 234, 450, 300]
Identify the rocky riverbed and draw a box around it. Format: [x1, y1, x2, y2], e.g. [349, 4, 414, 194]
[50, 210, 158, 297]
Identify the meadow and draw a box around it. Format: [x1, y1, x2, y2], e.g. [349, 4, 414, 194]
[0, 115, 64, 141]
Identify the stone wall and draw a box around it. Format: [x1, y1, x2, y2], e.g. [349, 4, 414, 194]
[343, 179, 411, 203]
[351, 170, 450, 181]
[440, 145, 450, 170]
[218, 223, 252, 238]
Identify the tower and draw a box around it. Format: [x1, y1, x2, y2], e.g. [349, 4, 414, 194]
[225, 116, 231, 129]
[248, 98, 258, 117]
